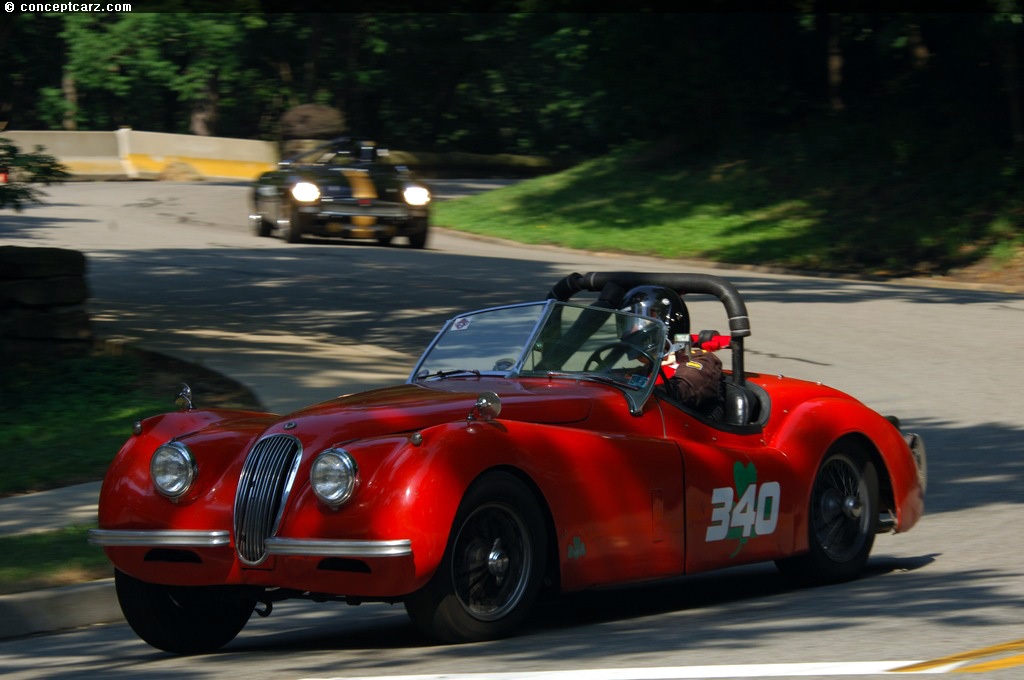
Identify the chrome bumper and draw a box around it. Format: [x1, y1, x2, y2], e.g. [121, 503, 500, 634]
[88, 529, 412, 558]
[905, 431, 927, 495]
[88, 529, 230, 547]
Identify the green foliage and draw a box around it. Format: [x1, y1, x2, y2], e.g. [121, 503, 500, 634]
[4, 11, 1023, 158]
[0, 350, 169, 495]
[0, 137, 70, 211]
[436, 121, 1022, 277]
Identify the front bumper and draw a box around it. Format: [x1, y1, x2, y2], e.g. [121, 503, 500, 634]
[88, 529, 418, 596]
[904, 431, 927, 495]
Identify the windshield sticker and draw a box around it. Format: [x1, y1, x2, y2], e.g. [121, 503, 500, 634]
[705, 462, 781, 557]
[451, 317, 472, 331]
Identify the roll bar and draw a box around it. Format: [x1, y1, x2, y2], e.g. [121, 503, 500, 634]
[547, 272, 751, 384]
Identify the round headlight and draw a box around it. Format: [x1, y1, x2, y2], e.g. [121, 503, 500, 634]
[402, 185, 430, 206]
[290, 182, 321, 203]
[151, 441, 196, 499]
[310, 448, 359, 507]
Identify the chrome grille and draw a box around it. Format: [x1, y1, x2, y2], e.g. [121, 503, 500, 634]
[234, 434, 302, 565]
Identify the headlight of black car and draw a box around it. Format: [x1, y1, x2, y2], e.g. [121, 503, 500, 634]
[290, 182, 321, 203]
[402, 185, 430, 206]
[150, 441, 196, 499]
[310, 448, 359, 507]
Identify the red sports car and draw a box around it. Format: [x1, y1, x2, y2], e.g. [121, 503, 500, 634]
[89, 272, 926, 654]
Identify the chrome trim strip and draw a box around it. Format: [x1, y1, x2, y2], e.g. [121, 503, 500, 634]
[264, 537, 412, 558]
[317, 206, 408, 218]
[87, 529, 230, 547]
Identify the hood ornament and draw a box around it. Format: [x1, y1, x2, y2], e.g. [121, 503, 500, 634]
[175, 383, 194, 411]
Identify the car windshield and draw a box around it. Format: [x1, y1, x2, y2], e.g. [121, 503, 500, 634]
[410, 301, 667, 413]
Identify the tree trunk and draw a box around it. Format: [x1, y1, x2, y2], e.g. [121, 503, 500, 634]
[1005, 29, 1023, 148]
[62, 70, 78, 131]
[827, 15, 844, 112]
[189, 76, 220, 137]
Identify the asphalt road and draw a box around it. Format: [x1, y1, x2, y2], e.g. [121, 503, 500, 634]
[2, 181, 1023, 679]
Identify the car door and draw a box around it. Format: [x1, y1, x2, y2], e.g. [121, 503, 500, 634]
[656, 397, 799, 574]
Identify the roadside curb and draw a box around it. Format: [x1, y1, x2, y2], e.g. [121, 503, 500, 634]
[0, 579, 122, 640]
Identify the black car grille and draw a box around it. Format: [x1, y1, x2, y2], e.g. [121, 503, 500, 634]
[234, 434, 302, 565]
[321, 185, 352, 199]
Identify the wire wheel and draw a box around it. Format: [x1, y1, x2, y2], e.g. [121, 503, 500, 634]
[811, 453, 873, 563]
[451, 503, 533, 622]
[776, 445, 878, 585]
[405, 471, 546, 642]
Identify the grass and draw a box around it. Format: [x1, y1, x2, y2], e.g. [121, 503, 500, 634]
[436, 126, 1024, 278]
[0, 341, 262, 593]
[0, 341, 262, 497]
[0, 526, 112, 594]
[0, 347, 170, 496]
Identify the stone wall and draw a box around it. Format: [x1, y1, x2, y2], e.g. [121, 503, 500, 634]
[0, 246, 91, 342]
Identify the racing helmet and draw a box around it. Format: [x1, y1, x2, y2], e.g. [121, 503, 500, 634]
[618, 285, 690, 340]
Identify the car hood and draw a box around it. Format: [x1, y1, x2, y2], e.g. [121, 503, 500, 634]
[274, 379, 592, 440]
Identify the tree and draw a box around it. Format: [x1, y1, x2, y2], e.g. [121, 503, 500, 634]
[58, 13, 257, 136]
[0, 138, 70, 211]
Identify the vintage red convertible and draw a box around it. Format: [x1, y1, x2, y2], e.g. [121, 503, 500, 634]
[89, 272, 926, 654]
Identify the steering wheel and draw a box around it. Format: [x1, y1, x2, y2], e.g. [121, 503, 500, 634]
[584, 341, 657, 373]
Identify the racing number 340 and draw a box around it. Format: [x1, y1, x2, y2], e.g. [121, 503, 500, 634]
[706, 481, 781, 542]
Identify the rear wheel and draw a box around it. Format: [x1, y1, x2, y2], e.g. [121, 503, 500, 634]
[115, 569, 257, 654]
[776, 444, 879, 584]
[405, 472, 546, 642]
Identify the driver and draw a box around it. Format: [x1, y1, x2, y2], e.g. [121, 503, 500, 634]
[619, 285, 722, 409]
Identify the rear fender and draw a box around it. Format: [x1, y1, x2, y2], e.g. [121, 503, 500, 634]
[770, 397, 924, 548]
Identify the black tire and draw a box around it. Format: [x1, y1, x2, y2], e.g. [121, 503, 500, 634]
[407, 217, 429, 249]
[776, 444, 879, 585]
[405, 471, 546, 643]
[254, 216, 273, 237]
[377, 234, 394, 246]
[281, 204, 305, 244]
[114, 569, 257, 655]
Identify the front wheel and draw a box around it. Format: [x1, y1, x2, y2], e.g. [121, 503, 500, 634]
[280, 204, 306, 244]
[407, 217, 429, 249]
[776, 444, 879, 585]
[405, 472, 546, 643]
[252, 214, 273, 237]
[115, 569, 257, 654]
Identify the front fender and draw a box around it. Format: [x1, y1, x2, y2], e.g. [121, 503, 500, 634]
[97, 409, 276, 530]
[278, 417, 686, 594]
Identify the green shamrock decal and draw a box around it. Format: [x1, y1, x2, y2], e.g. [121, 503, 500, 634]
[727, 462, 758, 554]
[567, 536, 586, 560]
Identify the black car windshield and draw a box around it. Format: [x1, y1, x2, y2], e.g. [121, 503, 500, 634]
[293, 147, 355, 166]
[410, 301, 667, 413]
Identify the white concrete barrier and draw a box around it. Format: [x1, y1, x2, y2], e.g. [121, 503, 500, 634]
[1, 129, 279, 181]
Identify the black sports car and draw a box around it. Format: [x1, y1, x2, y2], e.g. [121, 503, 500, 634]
[250, 137, 431, 247]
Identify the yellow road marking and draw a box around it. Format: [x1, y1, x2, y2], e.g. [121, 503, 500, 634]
[955, 651, 1024, 673]
[893, 637, 1024, 673]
